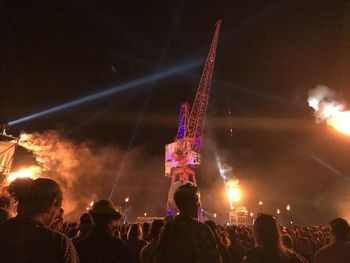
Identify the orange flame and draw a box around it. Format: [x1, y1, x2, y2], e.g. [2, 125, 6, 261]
[225, 179, 241, 209]
[7, 166, 41, 183]
[326, 111, 350, 136]
[308, 86, 350, 136]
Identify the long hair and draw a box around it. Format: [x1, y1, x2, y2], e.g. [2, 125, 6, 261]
[253, 214, 289, 255]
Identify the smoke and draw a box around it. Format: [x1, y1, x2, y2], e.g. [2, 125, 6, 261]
[16, 130, 169, 220]
[308, 85, 345, 122]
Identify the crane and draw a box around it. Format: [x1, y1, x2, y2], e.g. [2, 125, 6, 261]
[165, 20, 222, 217]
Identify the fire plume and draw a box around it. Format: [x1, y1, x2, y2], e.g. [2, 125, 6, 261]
[7, 166, 41, 183]
[308, 85, 350, 136]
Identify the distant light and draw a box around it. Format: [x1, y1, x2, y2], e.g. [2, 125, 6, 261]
[176, 212, 179, 215]
[125, 197, 129, 203]
[144, 212, 147, 217]
[258, 201, 263, 206]
[286, 204, 291, 211]
[250, 212, 254, 217]
[214, 213, 217, 218]
[290, 221, 293, 224]
[90, 201, 94, 207]
[277, 209, 280, 214]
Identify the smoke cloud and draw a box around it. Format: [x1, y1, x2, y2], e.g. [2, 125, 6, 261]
[308, 85, 345, 122]
[16, 130, 169, 221]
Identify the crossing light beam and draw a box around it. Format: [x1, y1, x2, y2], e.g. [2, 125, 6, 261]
[8, 59, 202, 126]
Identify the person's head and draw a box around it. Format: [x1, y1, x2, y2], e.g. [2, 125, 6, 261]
[253, 213, 286, 252]
[8, 177, 63, 226]
[127, 223, 143, 241]
[329, 218, 349, 241]
[174, 183, 199, 218]
[79, 213, 93, 235]
[149, 219, 164, 240]
[89, 200, 121, 230]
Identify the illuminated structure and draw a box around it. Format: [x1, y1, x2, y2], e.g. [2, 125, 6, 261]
[0, 130, 19, 189]
[229, 207, 248, 225]
[165, 20, 222, 216]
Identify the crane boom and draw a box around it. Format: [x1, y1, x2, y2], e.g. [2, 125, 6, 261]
[187, 19, 222, 150]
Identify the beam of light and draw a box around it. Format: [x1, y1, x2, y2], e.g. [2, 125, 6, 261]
[64, 89, 140, 137]
[109, 14, 186, 200]
[8, 58, 203, 126]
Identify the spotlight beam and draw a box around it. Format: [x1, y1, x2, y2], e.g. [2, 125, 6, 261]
[8, 58, 203, 126]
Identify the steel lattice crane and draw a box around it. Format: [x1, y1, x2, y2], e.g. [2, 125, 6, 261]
[165, 20, 222, 217]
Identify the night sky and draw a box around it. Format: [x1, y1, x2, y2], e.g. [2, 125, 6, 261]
[1, 0, 350, 224]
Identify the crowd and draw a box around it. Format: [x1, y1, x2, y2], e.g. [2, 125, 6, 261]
[0, 177, 349, 263]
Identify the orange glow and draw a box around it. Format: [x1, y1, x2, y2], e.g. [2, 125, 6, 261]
[7, 166, 40, 183]
[326, 111, 350, 136]
[225, 179, 241, 208]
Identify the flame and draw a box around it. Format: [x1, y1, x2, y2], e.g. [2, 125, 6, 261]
[326, 111, 350, 136]
[308, 86, 350, 136]
[225, 179, 241, 208]
[7, 166, 41, 183]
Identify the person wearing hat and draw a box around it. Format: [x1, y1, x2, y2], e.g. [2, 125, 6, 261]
[313, 217, 350, 263]
[76, 200, 132, 263]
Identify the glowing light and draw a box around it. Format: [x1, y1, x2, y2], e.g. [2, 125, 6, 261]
[8, 59, 202, 126]
[214, 213, 217, 218]
[258, 201, 263, 206]
[308, 85, 350, 136]
[326, 111, 350, 135]
[125, 197, 129, 203]
[144, 212, 147, 217]
[90, 201, 94, 207]
[225, 179, 241, 209]
[250, 212, 254, 217]
[7, 166, 40, 183]
[276, 209, 280, 214]
[286, 204, 290, 211]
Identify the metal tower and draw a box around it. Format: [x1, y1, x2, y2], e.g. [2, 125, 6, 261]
[165, 20, 222, 217]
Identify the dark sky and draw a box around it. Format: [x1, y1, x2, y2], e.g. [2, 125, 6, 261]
[1, 0, 350, 224]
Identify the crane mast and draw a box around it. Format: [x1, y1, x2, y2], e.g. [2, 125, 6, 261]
[165, 20, 222, 218]
[187, 20, 222, 151]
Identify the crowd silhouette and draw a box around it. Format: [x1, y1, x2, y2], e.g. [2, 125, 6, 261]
[0, 178, 349, 263]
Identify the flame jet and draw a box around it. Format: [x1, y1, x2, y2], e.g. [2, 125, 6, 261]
[308, 85, 350, 136]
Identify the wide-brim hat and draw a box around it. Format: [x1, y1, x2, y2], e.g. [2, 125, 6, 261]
[89, 200, 121, 220]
